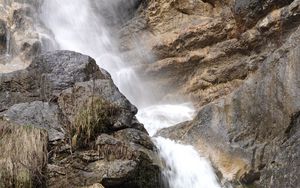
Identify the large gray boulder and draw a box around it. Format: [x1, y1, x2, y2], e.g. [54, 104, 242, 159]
[0, 50, 162, 188]
[0, 50, 107, 111]
[2, 101, 65, 141]
[58, 79, 138, 132]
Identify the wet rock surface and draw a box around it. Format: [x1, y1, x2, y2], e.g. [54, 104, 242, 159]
[122, 0, 300, 107]
[0, 0, 54, 73]
[121, 0, 300, 187]
[0, 50, 106, 111]
[0, 50, 162, 188]
[157, 26, 300, 187]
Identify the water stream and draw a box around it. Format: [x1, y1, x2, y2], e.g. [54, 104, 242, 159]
[40, 1, 221, 187]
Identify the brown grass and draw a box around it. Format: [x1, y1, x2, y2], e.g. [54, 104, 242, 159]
[71, 97, 120, 149]
[0, 120, 48, 188]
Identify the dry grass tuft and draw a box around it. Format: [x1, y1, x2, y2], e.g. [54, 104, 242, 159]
[71, 97, 120, 148]
[0, 120, 48, 188]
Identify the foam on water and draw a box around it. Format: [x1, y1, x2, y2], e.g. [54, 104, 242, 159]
[137, 103, 195, 136]
[155, 137, 221, 188]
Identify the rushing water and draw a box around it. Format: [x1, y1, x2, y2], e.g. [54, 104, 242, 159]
[40, 1, 220, 187]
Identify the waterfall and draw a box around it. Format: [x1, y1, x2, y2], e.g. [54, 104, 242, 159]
[40, 1, 221, 187]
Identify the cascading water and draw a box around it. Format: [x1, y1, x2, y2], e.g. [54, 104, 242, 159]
[40, 1, 221, 187]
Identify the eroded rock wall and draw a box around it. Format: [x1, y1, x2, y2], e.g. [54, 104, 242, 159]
[121, 0, 300, 107]
[123, 0, 300, 187]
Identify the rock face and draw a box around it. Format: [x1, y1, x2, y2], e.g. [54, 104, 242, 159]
[121, 0, 300, 106]
[234, 0, 294, 29]
[0, 0, 54, 73]
[0, 51, 162, 188]
[120, 0, 300, 187]
[3, 101, 65, 141]
[158, 28, 300, 186]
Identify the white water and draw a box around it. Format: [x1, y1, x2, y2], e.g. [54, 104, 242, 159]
[40, 1, 220, 187]
[137, 103, 195, 136]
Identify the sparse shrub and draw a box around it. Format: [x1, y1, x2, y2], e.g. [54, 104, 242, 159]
[71, 97, 120, 148]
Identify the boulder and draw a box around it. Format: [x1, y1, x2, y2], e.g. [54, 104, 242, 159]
[0, 50, 162, 188]
[1, 101, 65, 142]
[47, 129, 162, 188]
[0, 50, 107, 111]
[58, 79, 138, 132]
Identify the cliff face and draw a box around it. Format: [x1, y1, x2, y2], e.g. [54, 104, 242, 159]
[121, 0, 299, 106]
[0, 0, 54, 73]
[120, 0, 300, 187]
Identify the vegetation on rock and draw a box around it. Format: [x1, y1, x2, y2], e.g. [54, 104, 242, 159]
[0, 119, 48, 188]
[72, 97, 120, 148]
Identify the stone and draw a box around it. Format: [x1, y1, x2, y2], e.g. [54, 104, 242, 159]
[0, 48, 161, 187]
[0, 50, 107, 111]
[1, 101, 65, 141]
[0, 19, 6, 54]
[156, 26, 300, 187]
[58, 79, 138, 133]
[233, 0, 294, 29]
[123, 0, 300, 110]
[0, 1, 55, 73]
[47, 131, 162, 188]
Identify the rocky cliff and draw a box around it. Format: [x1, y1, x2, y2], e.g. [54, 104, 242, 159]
[120, 0, 300, 187]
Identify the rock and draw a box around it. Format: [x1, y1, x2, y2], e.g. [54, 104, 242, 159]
[122, 0, 300, 109]
[0, 19, 6, 54]
[83, 183, 105, 188]
[0, 50, 107, 111]
[0, 119, 48, 188]
[58, 79, 137, 133]
[0, 48, 161, 187]
[1, 101, 65, 141]
[47, 131, 162, 188]
[0, 1, 55, 73]
[113, 128, 156, 150]
[157, 26, 300, 187]
[91, 0, 143, 27]
[233, 0, 294, 29]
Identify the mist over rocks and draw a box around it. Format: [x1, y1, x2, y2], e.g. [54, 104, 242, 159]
[0, 0, 55, 73]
